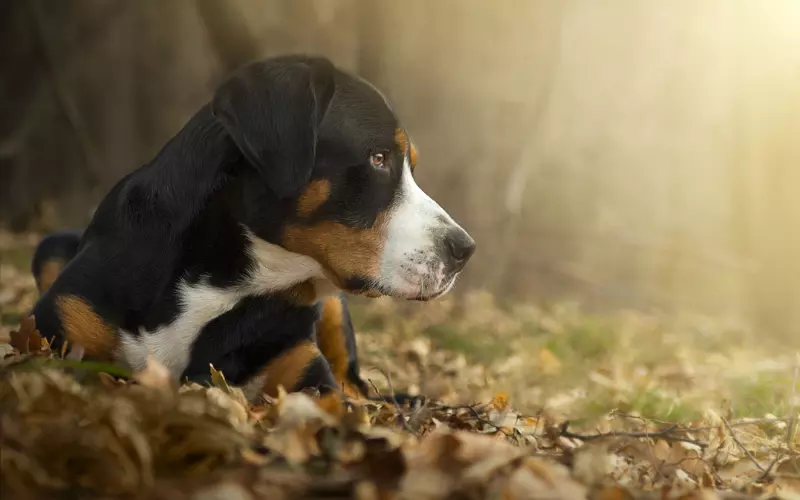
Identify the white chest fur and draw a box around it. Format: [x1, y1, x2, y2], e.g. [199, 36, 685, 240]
[118, 281, 248, 375]
[117, 233, 330, 378]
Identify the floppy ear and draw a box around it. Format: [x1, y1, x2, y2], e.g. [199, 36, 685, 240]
[211, 58, 335, 198]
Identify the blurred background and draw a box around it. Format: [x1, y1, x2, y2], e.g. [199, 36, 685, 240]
[2, 0, 800, 338]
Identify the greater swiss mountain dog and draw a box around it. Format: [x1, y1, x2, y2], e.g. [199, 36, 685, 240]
[28, 55, 476, 403]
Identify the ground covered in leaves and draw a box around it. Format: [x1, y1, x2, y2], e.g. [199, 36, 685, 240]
[2, 230, 799, 499]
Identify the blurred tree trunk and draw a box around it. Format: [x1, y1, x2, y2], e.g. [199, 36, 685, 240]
[488, 2, 565, 295]
[746, 104, 800, 339]
[0, 0, 100, 231]
[0, 0, 223, 232]
[195, 0, 261, 74]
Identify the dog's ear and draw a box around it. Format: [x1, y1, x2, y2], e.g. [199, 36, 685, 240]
[211, 58, 335, 198]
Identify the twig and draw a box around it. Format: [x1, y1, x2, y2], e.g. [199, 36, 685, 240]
[559, 421, 708, 448]
[431, 402, 489, 413]
[755, 451, 785, 483]
[366, 378, 387, 405]
[406, 397, 432, 433]
[429, 402, 514, 437]
[720, 415, 765, 473]
[367, 367, 401, 406]
[366, 367, 416, 435]
[612, 410, 792, 431]
[787, 353, 800, 477]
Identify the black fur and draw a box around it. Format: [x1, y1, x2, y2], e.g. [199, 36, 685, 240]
[212, 56, 336, 199]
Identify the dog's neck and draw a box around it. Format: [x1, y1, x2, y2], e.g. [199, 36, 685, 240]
[132, 104, 238, 233]
[178, 160, 335, 305]
[137, 104, 336, 304]
[241, 227, 338, 303]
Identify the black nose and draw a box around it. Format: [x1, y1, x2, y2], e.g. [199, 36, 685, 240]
[445, 228, 476, 271]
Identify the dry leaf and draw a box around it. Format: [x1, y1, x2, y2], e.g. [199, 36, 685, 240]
[571, 439, 619, 487]
[209, 363, 230, 390]
[205, 387, 249, 427]
[275, 391, 337, 429]
[9, 315, 43, 354]
[97, 372, 126, 388]
[490, 393, 510, 411]
[539, 347, 562, 375]
[208, 363, 250, 410]
[132, 355, 174, 392]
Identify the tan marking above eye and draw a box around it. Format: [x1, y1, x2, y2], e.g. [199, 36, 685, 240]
[297, 179, 331, 217]
[394, 128, 418, 171]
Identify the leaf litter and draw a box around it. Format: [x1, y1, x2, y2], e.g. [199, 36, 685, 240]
[2, 230, 800, 499]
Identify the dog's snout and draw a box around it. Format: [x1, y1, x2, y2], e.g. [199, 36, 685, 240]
[444, 227, 476, 271]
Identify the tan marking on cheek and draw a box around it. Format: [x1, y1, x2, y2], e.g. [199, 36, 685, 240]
[315, 296, 349, 384]
[297, 179, 331, 217]
[394, 128, 418, 171]
[257, 340, 320, 397]
[36, 258, 64, 294]
[56, 295, 117, 360]
[282, 213, 388, 286]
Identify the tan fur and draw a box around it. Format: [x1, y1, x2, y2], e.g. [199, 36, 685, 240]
[315, 296, 349, 383]
[282, 213, 388, 286]
[258, 340, 320, 397]
[36, 258, 64, 294]
[395, 128, 418, 170]
[296, 179, 331, 217]
[56, 294, 117, 360]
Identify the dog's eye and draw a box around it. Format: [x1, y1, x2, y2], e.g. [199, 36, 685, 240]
[369, 153, 387, 169]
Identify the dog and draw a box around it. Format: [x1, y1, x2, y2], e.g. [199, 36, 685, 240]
[28, 55, 476, 402]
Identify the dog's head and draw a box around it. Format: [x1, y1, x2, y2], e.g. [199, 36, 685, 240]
[212, 55, 475, 301]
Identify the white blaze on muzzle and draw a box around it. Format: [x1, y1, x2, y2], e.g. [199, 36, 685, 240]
[378, 157, 467, 299]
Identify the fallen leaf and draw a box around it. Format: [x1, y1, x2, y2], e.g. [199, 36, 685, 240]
[132, 355, 174, 392]
[9, 315, 43, 354]
[208, 363, 250, 410]
[490, 393, 510, 411]
[539, 347, 562, 375]
[275, 391, 337, 429]
[206, 387, 249, 427]
[571, 438, 619, 487]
